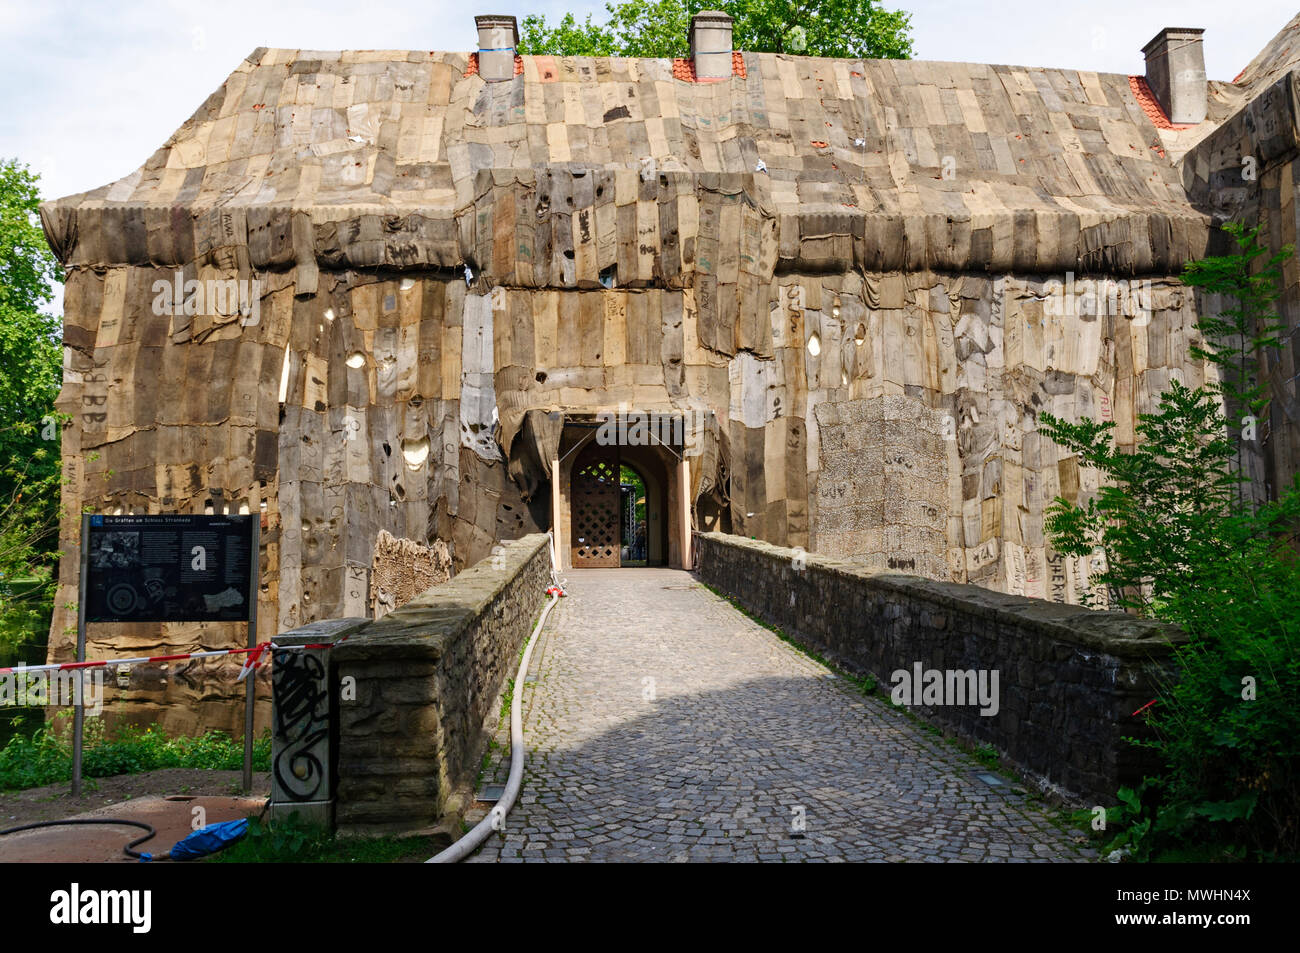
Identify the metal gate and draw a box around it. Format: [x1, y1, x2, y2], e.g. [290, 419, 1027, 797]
[570, 442, 620, 568]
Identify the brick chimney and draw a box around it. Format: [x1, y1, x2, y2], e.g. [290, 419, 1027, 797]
[475, 14, 518, 82]
[1142, 27, 1207, 125]
[689, 10, 734, 81]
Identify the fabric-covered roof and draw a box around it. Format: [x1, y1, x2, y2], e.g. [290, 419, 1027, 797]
[1231, 11, 1300, 96]
[42, 46, 1215, 276]
[1178, 13, 1300, 217]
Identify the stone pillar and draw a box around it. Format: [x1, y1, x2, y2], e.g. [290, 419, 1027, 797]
[268, 617, 368, 826]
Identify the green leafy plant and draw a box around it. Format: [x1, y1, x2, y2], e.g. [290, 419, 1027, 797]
[973, 744, 1000, 770]
[0, 159, 63, 660]
[1041, 222, 1300, 860]
[1181, 223, 1292, 422]
[230, 814, 329, 858]
[0, 713, 272, 790]
[518, 0, 914, 60]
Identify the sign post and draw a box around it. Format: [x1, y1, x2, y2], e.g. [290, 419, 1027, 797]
[243, 520, 260, 792]
[76, 513, 259, 796]
[72, 514, 90, 797]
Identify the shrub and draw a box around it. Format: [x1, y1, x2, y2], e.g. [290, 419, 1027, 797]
[1042, 222, 1300, 860]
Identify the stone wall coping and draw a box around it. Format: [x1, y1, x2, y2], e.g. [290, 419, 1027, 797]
[332, 534, 551, 662]
[275, 618, 371, 647]
[697, 533, 1185, 659]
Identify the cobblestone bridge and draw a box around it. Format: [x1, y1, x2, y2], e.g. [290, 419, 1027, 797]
[469, 569, 1095, 863]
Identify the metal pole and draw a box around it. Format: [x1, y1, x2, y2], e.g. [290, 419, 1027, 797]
[678, 457, 692, 569]
[551, 459, 562, 569]
[72, 513, 89, 797]
[243, 518, 260, 793]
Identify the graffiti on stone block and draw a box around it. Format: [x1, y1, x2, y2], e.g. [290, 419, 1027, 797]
[272, 649, 330, 802]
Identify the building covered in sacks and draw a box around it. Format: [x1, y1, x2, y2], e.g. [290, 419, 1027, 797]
[38, 11, 1300, 730]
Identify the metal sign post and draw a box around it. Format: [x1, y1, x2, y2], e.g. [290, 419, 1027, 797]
[72, 514, 90, 797]
[243, 520, 260, 793]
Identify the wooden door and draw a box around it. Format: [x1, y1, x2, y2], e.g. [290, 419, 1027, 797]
[571, 442, 620, 568]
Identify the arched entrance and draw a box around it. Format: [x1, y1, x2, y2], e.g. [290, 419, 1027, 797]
[567, 437, 671, 569]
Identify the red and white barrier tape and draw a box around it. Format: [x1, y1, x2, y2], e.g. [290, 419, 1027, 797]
[0, 638, 336, 683]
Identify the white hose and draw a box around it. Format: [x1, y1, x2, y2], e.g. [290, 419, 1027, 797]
[427, 533, 565, 863]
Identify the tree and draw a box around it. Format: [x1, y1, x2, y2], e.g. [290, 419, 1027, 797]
[0, 159, 63, 658]
[1041, 380, 1241, 614]
[1041, 223, 1294, 615]
[1179, 222, 1291, 506]
[1041, 223, 1300, 859]
[518, 0, 914, 60]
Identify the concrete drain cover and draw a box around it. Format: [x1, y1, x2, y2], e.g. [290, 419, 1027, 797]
[974, 772, 1005, 787]
[477, 784, 506, 802]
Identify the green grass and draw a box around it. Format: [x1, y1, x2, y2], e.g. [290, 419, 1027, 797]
[210, 813, 435, 863]
[499, 677, 515, 722]
[0, 713, 272, 791]
[471, 595, 551, 794]
[474, 736, 501, 790]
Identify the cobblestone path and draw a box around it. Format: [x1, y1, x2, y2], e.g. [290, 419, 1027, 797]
[468, 569, 1094, 863]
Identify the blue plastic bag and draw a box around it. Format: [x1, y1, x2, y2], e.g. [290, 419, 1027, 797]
[167, 818, 250, 861]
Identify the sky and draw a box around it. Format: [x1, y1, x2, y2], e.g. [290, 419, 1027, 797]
[0, 1, 1295, 263]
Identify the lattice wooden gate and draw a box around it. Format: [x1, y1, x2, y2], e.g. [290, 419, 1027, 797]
[570, 442, 621, 568]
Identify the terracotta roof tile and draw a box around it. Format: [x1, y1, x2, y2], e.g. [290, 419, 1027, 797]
[464, 52, 524, 78]
[1129, 75, 1194, 130]
[671, 50, 746, 82]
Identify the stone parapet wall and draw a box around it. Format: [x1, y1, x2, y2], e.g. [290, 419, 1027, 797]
[696, 532, 1183, 802]
[331, 533, 551, 834]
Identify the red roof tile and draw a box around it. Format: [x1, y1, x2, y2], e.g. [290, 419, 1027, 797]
[1128, 76, 1194, 130]
[464, 52, 524, 78]
[672, 51, 746, 82]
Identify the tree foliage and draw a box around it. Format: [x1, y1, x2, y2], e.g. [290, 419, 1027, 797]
[1180, 222, 1291, 418]
[1041, 223, 1300, 859]
[1180, 222, 1292, 502]
[1041, 381, 1241, 614]
[518, 0, 914, 60]
[0, 159, 62, 657]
